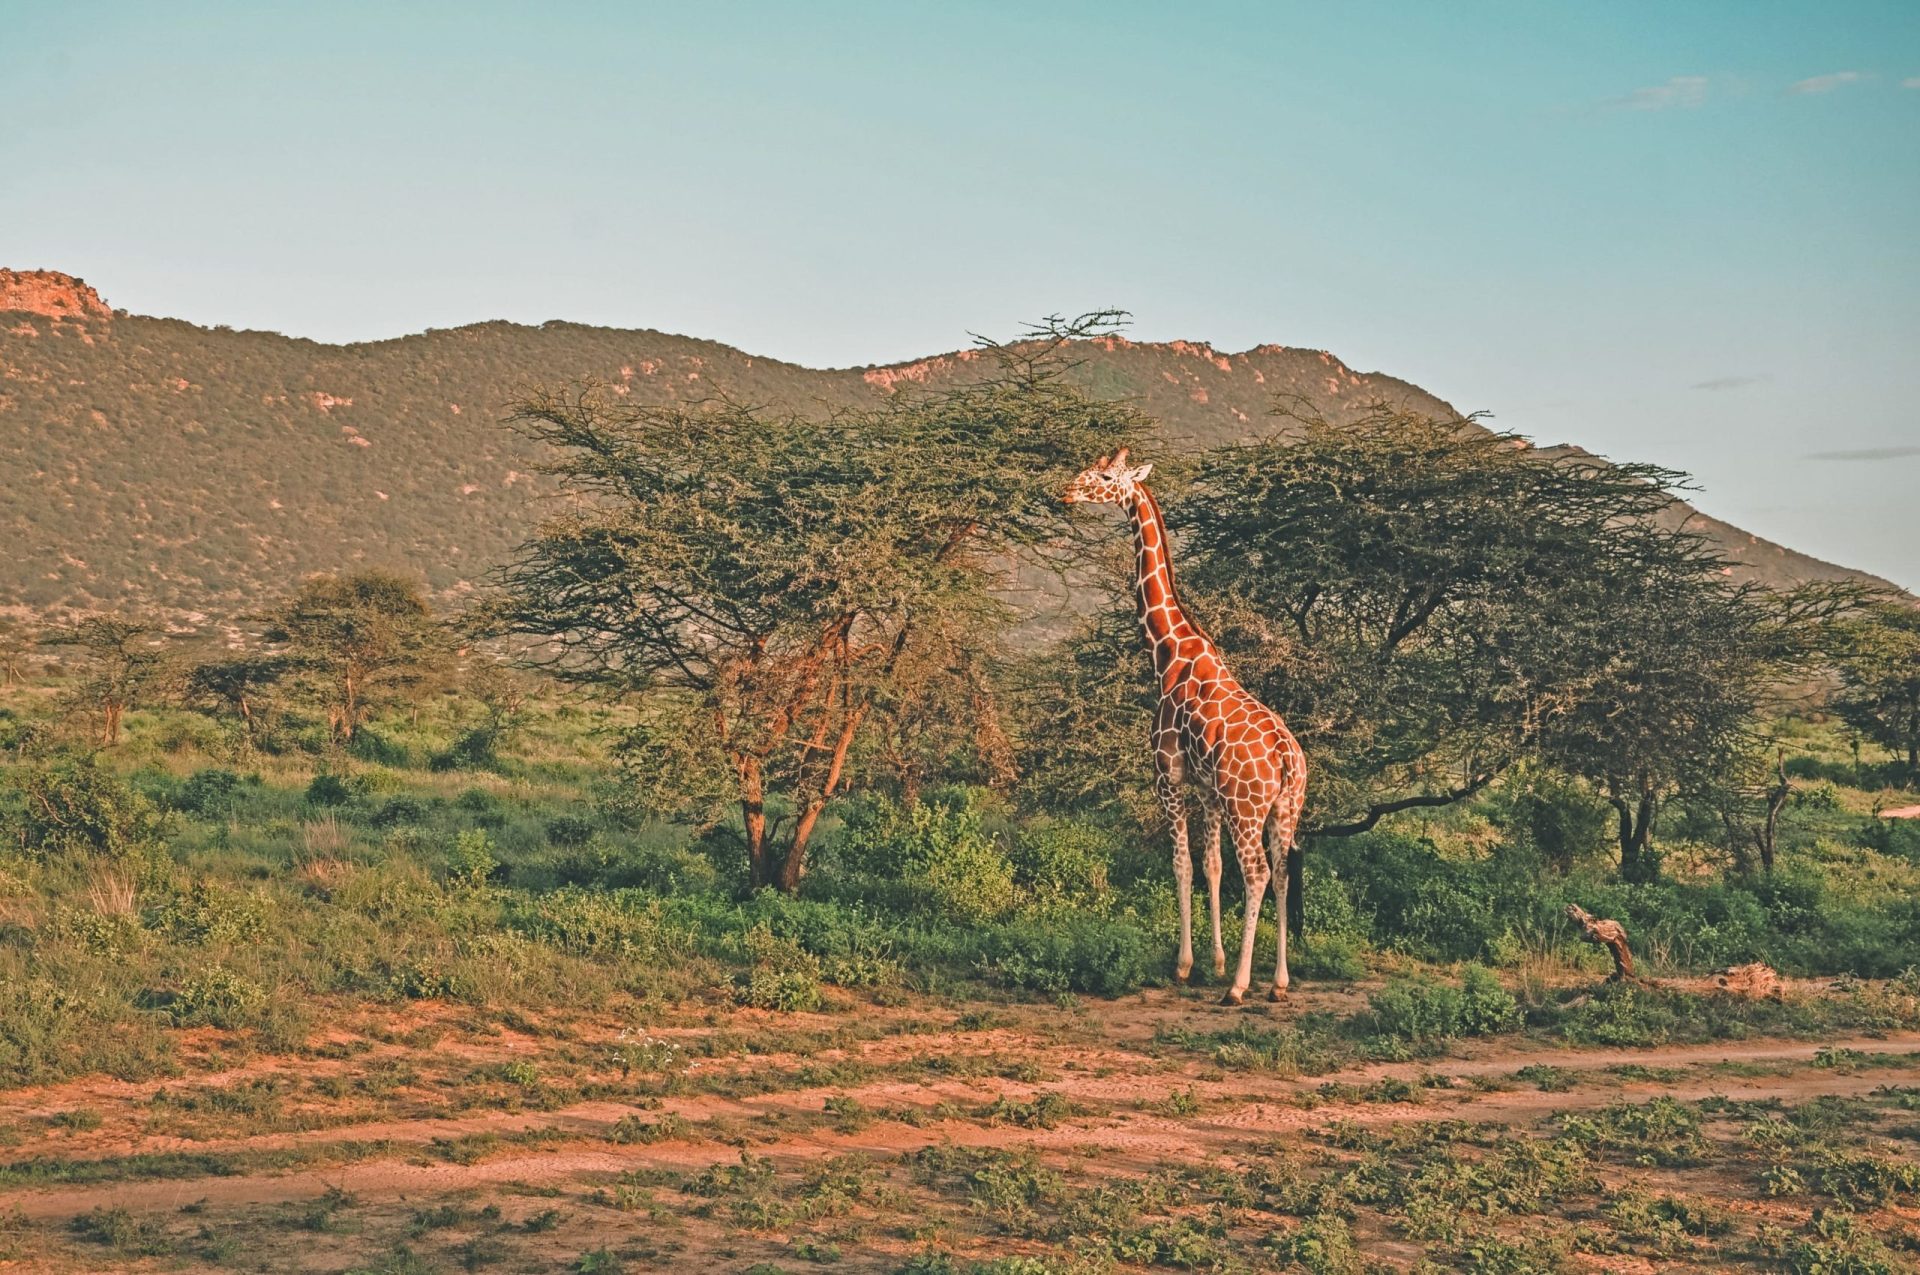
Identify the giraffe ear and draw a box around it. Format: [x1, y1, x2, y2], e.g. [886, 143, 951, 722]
[1127, 462, 1154, 483]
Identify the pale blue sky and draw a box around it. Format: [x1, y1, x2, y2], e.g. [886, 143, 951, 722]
[4, 2, 1916, 586]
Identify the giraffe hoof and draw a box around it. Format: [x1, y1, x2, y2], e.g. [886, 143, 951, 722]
[1220, 989, 1245, 1007]
[1175, 969, 1191, 985]
[1268, 985, 1289, 1002]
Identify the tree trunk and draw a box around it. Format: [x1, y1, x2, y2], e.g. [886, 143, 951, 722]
[1286, 844, 1305, 936]
[774, 697, 868, 894]
[1611, 787, 1657, 883]
[740, 759, 771, 890]
[1759, 752, 1788, 874]
[781, 800, 826, 893]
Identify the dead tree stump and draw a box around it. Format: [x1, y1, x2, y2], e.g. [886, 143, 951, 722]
[1565, 903, 1635, 981]
[1714, 962, 1782, 999]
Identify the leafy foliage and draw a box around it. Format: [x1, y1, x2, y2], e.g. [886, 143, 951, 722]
[485, 318, 1149, 890]
[1831, 600, 1920, 780]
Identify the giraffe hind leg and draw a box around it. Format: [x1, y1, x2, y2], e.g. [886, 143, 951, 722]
[1202, 807, 1226, 977]
[1222, 811, 1271, 1006]
[1267, 808, 1297, 1000]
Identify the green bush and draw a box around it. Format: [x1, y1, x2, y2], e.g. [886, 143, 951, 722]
[1368, 966, 1519, 1044]
[1008, 818, 1114, 906]
[1552, 981, 1681, 1047]
[370, 795, 431, 828]
[731, 926, 824, 1012]
[175, 767, 245, 818]
[975, 914, 1158, 996]
[835, 793, 1016, 923]
[1267, 1215, 1364, 1275]
[1503, 769, 1611, 872]
[305, 773, 352, 807]
[448, 829, 497, 890]
[1457, 964, 1523, 1034]
[545, 813, 596, 847]
[148, 879, 267, 946]
[1293, 865, 1372, 980]
[170, 967, 267, 1029]
[10, 754, 165, 855]
[1794, 779, 1843, 811]
[508, 888, 685, 961]
[348, 728, 410, 768]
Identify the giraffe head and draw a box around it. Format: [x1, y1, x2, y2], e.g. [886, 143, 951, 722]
[1061, 447, 1153, 506]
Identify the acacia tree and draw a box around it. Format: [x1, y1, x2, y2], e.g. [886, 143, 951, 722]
[1831, 600, 1920, 781]
[486, 320, 1144, 892]
[861, 615, 1017, 808]
[51, 616, 173, 746]
[265, 570, 447, 744]
[1175, 408, 1739, 840]
[181, 648, 294, 749]
[1530, 569, 1778, 881]
[1024, 405, 1809, 902]
[0, 619, 33, 687]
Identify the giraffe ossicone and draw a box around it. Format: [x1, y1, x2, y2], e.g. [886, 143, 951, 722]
[1062, 449, 1309, 1005]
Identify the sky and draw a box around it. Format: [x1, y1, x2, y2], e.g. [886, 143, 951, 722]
[5, 1, 1917, 587]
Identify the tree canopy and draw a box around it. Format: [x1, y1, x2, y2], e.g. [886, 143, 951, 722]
[263, 569, 447, 745]
[1024, 404, 1850, 892]
[1832, 599, 1920, 780]
[486, 321, 1150, 891]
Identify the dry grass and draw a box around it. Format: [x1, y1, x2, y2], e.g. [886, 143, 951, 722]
[85, 866, 136, 918]
[300, 816, 348, 859]
[295, 856, 355, 899]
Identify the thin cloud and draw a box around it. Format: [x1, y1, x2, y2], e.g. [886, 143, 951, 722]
[1904, 77, 1920, 90]
[1788, 70, 1867, 95]
[1691, 375, 1769, 392]
[1805, 445, 1920, 462]
[1608, 75, 1709, 111]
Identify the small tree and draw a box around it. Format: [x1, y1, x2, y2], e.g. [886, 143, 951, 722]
[264, 570, 447, 744]
[487, 318, 1145, 891]
[1831, 600, 1920, 781]
[50, 616, 173, 746]
[1534, 570, 1776, 881]
[181, 648, 294, 749]
[449, 659, 534, 765]
[0, 618, 34, 687]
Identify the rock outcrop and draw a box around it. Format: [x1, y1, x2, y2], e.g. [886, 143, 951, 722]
[0, 269, 111, 321]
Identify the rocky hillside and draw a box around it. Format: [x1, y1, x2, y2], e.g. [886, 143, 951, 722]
[0, 270, 1891, 625]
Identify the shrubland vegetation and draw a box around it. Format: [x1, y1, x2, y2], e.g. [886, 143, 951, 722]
[1, 326, 1916, 1088]
[4, 321, 1920, 1271]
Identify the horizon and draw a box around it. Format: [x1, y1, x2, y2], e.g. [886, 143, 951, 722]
[4, 2, 1917, 588]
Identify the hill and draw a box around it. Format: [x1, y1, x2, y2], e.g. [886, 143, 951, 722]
[0, 270, 1891, 625]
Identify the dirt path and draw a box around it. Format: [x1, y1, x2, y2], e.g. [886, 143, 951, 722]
[9, 1031, 1917, 1225]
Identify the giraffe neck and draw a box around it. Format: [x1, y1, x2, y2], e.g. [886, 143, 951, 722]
[1128, 486, 1205, 672]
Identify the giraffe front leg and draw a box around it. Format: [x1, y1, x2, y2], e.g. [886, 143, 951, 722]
[1223, 815, 1270, 1006]
[1202, 809, 1226, 978]
[1158, 777, 1193, 984]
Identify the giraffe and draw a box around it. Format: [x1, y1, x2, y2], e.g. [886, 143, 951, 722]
[1063, 449, 1308, 1005]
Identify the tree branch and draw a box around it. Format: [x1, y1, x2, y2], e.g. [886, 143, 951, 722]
[1305, 767, 1501, 838]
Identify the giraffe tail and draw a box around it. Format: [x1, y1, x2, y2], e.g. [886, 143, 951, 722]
[1266, 810, 1304, 937]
